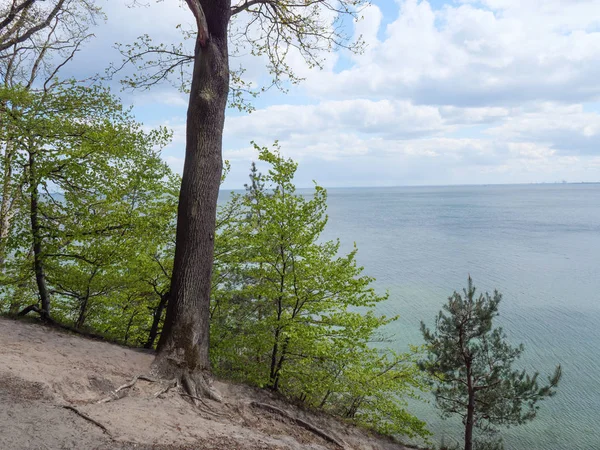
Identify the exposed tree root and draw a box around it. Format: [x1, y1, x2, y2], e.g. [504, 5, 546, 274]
[250, 401, 345, 449]
[178, 392, 228, 418]
[154, 379, 178, 398]
[179, 391, 212, 409]
[179, 369, 223, 403]
[96, 371, 224, 417]
[96, 395, 120, 404]
[115, 374, 159, 393]
[97, 374, 164, 404]
[62, 405, 111, 436]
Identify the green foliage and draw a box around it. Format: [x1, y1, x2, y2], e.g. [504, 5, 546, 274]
[209, 143, 429, 439]
[420, 277, 561, 449]
[0, 82, 178, 344]
[1, 86, 429, 440]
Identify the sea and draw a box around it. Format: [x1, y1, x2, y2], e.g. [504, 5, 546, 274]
[312, 183, 600, 450]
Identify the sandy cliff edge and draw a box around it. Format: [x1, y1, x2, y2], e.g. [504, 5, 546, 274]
[0, 317, 416, 450]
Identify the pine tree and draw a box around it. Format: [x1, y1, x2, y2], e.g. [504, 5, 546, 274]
[420, 277, 561, 450]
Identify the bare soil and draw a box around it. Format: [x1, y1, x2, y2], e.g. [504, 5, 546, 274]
[0, 317, 415, 450]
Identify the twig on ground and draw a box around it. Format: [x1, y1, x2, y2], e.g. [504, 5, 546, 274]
[96, 395, 118, 404]
[62, 405, 111, 436]
[97, 374, 161, 404]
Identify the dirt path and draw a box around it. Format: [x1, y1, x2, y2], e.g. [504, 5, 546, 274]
[0, 317, 414, 450]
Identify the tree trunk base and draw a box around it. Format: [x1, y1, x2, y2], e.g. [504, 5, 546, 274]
[17, 304, 51, 322]
[96, 360, 222, 406]
[151, 356, 222, 403]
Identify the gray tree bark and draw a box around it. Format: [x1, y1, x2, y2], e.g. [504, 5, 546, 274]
[152, 0, 230, 400]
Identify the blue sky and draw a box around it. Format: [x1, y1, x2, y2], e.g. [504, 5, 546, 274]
[65, 0, 600, 188]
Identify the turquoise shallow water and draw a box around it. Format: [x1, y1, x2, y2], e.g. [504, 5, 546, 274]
[315, 184, 600, 450]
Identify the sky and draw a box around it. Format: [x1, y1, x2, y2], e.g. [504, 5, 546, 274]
[63, 0, 600, 188]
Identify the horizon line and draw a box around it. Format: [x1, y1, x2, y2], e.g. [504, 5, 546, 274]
[219, 180, 600, 191]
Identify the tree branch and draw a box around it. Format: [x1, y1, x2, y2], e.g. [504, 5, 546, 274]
[0, 0, 37, 32]
[184, 0, 209, 48]
[231, 0, 273, 16]
[0, 0, 68, 52]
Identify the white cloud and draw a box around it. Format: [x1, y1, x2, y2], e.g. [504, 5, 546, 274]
[55, 0, 600, 187]
[303, 0, 600, 107]
[225, 99, 448, 141]
[488, 103, 600, 155]
[223, 132, 595, 187]
[216, 0, 600, 186]
[219, 98, 600, 186]
[61, 0, 194, 101]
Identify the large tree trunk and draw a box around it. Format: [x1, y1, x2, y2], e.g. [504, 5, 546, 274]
[29, 151, 51, 322]
[152, 0, 230, 401]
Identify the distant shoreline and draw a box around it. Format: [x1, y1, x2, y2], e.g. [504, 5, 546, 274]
[219, 181, 600, 192]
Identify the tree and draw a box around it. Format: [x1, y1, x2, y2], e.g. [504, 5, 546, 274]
[419, 277, 562, 450]
[44, 174, 177, 337]
[115, 0, 367, 397]
[1, 0, 102, 268]
[0, 83, 175, 324]
[208, 145, 430, 439]
[1, 2, 179, 346]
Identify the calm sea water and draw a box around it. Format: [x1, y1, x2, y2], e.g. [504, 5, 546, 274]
[315, 184, 600, 450]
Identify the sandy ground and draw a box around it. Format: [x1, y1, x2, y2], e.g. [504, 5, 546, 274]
[0, 317, 415, 450]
